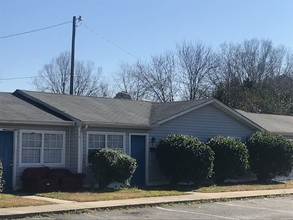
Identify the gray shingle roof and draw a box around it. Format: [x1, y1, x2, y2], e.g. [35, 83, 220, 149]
[0, 92, 72, 125]
[15, 90, 213, 128]
[16, 90, 153, 127]
[236, 109, 293, 135]
[6, 90, 279, 132]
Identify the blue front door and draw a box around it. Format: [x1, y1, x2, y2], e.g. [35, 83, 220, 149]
[130, 135, 146, 186]
[0, 131, 13, 191]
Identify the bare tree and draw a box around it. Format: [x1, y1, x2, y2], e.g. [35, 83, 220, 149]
[215, 39, 287, 87]
[177, 41, 219, 100]
[114, 63, 149, 100]
[33, 51, 108, 97]
[213, 39, 293, 114]
[141, 52, 179, 102]
[114, 53, 179, 102]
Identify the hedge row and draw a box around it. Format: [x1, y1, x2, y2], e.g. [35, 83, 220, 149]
[89, 131, 293, 189]
[156, 134, 214, 185]
[247, 132, 293, 182]
[156, 132, 293, 185]
[207, 136, 250, 184]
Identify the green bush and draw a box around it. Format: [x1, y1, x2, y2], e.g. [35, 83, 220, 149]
[91, 149, 137, 190]
[246, 131, 293, 182]
[156, 134, 214, 185]
[207, 136, 250, 183]
[0, 160, 3, 192]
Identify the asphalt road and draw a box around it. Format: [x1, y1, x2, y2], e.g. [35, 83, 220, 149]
[24, 196, 293, 220]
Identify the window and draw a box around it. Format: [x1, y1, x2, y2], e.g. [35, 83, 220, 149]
[44, 133, 63, 163]
[20, 130, 65, 166]
[87, 132, 125, 164]
[107, 135, 124, 150]
[21, 133, 42, 163]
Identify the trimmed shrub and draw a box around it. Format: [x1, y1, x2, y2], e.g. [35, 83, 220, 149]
[207, 136, 250, 183]
[156, 134, 214, 185]
[91, 149, 137, 190]
[0, 160, 3, 192]
[115, 153, 138, 185]
[246, 131, 293, 182]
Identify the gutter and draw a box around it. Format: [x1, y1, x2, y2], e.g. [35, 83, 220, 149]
[84, 122, 152, 130]
[0, 120, 74, 126]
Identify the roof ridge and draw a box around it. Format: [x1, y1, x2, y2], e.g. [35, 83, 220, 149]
[151, 97, 213, 105]
[17, 89, 157, 104]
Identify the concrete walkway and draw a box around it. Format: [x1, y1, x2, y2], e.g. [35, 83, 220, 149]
[1, 188, 293, 218]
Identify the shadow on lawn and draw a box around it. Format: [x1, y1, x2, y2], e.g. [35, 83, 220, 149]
[11, 180, 289, 196]
[138, 180, 287, 192]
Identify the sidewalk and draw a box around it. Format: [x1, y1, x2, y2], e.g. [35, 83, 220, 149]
[1, 188, 293, 218]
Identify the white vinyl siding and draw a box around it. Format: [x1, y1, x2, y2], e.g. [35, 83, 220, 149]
[20, 130, 65, 166]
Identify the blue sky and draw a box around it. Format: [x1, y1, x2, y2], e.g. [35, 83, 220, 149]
[1, 0, 293, 92]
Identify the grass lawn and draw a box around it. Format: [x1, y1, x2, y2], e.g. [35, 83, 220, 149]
[194, 180, 293, 193]
[37, 187, 185, 202]
[1, 181, 293, 207]
[36, 180, 293, 202]
[0, 194, 50, 208]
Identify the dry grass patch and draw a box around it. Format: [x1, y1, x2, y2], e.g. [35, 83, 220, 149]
[0, 194, 50, 208]
[37, 188, 185, 202]
[195, 180, 293, 193]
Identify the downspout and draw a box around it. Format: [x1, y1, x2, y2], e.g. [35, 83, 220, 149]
[12, 130, 18, 190]
[77, 125, 82, 173]
[77, 124, 88, 173]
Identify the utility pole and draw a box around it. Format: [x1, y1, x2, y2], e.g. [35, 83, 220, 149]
[70, 16, 76, 95]
[69, 16, 82, 95]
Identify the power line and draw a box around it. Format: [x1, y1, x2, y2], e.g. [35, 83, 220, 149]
[1, 20, 141, 82]
[0, 76, 38, 81]
[0, 21, 72, 39]
[0, 20, 72, 81]
[81, 23, 142, 61]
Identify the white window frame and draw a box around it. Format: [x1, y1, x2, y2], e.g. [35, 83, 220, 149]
[19, 130, 66, 167]
[86, 131, 126, 165]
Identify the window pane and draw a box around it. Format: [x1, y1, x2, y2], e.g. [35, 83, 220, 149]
[22, 133, 29, 141]
[88, 134, 105, 149]
[44, 133, 63, 149]
[44, 149, 62, 163]
[56, 134, 63, 144]
[22, 149, 41, 163]
[22, 133, 42, 148]
[107, 135, 123, 150]
[22, 140, 29, 148]
[88, 149, 100, 164]
[21, 133, 42, 163]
